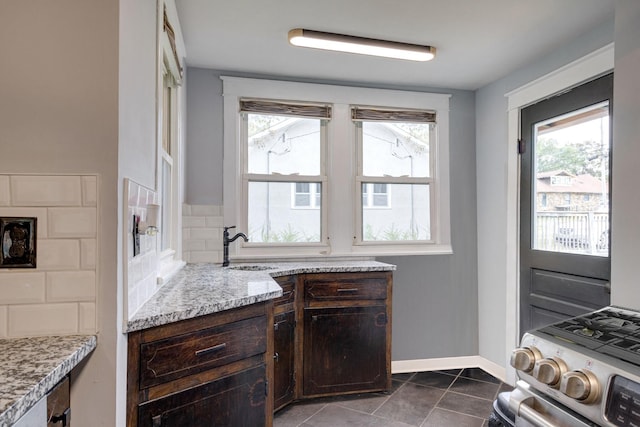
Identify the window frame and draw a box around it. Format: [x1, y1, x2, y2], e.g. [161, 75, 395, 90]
[155, 0, 185, 283]
[222, 76, 452, 260]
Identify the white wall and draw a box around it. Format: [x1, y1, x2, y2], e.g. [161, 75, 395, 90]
[611, 0, 640, 307]
[0, 1, 120, 425]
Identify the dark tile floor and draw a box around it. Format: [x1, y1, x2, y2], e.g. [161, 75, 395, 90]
[274, 368, 513, 427]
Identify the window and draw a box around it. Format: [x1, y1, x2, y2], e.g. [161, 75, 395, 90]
[242, 100, 329, 244]
[222, 77, 451, 258]
[362, 183, 389, 208]
[156, 2, 185, 281]
[293, 183, 321, 208]
[354, 108, 434, 242]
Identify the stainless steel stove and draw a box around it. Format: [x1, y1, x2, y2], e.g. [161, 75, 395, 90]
[507, 306, 640, 427]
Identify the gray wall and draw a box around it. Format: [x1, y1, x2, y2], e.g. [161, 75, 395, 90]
[475, 20, 614, 366]
[185, 69, 479, 360]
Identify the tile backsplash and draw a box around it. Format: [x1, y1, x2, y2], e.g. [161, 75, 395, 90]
[125, 179, 160, 320]
[182, 204, 223, 264]
[0, 174, 98, 338]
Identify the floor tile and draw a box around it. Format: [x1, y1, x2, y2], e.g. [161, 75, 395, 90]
[437, 369, 462, 376]
[460, 368, 501, 384]
[436, 391, 494, 419]
[449, 376, 500, 400]
[422, 408, 485, 427]
[498, 382, 514, 393]
[274, 400, 328, 426]
[392, 372, 415, 382]
[301, 405, 412, 427]
[374, 382, 445, 426]
[331, 391, 391, 414]
[409, 371, 457, 389]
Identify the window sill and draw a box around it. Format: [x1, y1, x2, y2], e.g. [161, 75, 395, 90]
[234, 243, 453, 260]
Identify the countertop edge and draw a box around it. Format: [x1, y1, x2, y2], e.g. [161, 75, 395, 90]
[0, 335, 97, 426]
[126, 261, 395, 333]
[125, 290, 283, 333]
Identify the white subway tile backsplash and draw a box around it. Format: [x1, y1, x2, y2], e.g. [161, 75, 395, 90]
[11, 176, 82, 206]
[0, 273, 45, 304]
[197, 228, 221, 241]
[191, 205, 220, 216]
[182, 204, 191, 216]
[79, 302, 96, 334]
[205, 216, 224, 227]
[189, 251, 220, 263]
[0, 306, 6, 338]
[8, 303, 78, 337]
[81, 176, 97, 206]
[80, 239, 97, 269]
[183, 240, 206, 251]
[0, 207, 48, 237]
[205, 240, 221, 250]
[48, 207, 97, 238]
[0, 176, 10, 206]
[38, 240, 80, 270]
[0, 174, 99, 337]
[183, 216, 206, 228]
[46, 271, 96, 302]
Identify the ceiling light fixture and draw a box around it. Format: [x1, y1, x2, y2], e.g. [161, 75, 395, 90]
[288, 28, 436, 62]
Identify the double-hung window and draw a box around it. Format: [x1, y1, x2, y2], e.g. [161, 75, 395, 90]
[354, 107, 435, 243]
[222, 77, 451, 259]
[241, 100, 329, 244]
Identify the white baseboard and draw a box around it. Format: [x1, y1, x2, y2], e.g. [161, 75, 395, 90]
[392, 356, 508, 384]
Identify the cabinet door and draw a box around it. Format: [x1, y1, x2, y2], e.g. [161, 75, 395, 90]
[303, 306, 388, 397]
[273, 311, 295, 411]
[137, 365, 266, 427]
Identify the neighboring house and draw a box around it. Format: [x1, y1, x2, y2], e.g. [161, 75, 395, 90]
[536, 170, 608, 212]
[247, 119, 430, 242]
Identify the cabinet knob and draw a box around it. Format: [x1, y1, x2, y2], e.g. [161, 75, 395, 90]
[274, 352, 279, 362]
[50, 408, 71, 426]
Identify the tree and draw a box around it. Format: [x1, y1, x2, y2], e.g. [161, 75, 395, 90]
[535, 137, 609, 179]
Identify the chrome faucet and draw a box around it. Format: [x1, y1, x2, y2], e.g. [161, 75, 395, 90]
[222, 226, 249, 267]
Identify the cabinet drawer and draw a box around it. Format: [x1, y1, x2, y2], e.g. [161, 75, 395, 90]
[304, 274, 388, 301]
[273, 275, 296, 307]
[139, 315, 267, 389]
[137, 365, 266, 427]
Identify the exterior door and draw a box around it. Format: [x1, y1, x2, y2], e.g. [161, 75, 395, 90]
[520, 73, 613, 335]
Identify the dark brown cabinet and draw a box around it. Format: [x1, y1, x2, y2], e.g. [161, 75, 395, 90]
[301, 272, 392, 398]
[303, 305, 388, 396]
[271, 271, 392, 412]
[272, 275, 297, 411]
[127, 302, 273, 427]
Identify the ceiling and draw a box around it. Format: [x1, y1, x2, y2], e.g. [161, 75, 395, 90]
[175, 0, 614, 91]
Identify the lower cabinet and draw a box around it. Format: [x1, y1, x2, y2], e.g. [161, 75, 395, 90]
[273, 271, 393, 411]
[137, 365, 266, 427]
[273, 310, 295, 410]
[127, 302, 273, 427]
[303, 305, 388, 396]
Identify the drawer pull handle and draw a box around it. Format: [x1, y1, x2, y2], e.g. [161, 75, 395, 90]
[195, 343, 227, 357]
[337, 288, 359, 293]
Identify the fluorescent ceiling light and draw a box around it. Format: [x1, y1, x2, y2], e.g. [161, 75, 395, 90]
[288, 29, 436, 62]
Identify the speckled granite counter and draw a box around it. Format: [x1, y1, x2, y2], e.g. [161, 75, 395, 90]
[126, 261, 395, 333]
[0, 335, 96, 426]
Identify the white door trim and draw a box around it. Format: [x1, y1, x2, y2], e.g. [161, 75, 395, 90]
[503, 43, 614, 384]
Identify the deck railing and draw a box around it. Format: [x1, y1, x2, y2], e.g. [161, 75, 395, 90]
[534, 211, 609, 255]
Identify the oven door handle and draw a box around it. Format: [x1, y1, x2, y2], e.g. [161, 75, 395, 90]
[518, 400, 558, 427]
[509, 385, 561, 427]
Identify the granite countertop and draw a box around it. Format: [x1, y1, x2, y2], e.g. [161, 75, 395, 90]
[0, 335, 97, 426]
[126, 261, 395, 333]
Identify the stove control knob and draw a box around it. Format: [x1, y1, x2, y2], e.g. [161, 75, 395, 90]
[560, 370, 600, 404]
[510, 347, 541, 372]
[533, 357, 567, 387]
